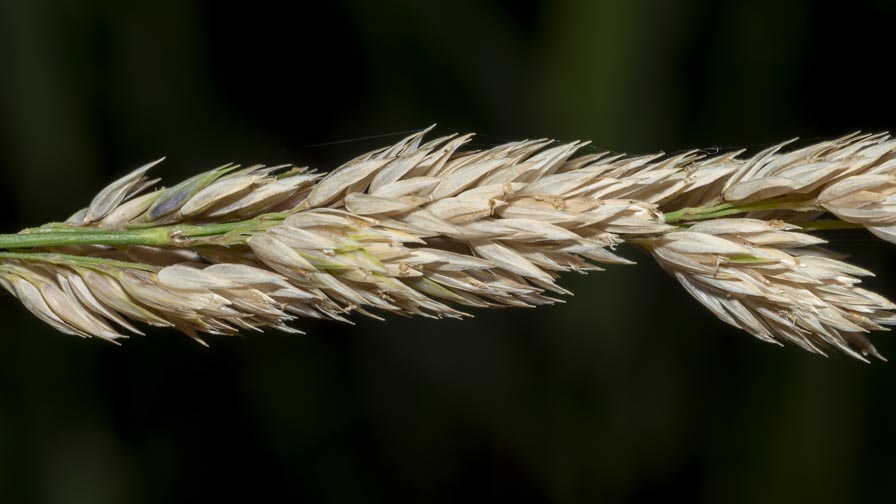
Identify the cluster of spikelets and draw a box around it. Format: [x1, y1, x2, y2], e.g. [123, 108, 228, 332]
[1, 127, 896, 361]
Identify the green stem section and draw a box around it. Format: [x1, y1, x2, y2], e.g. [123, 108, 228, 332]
[665, 199, 821, 223]
[0, 217, 284, 251]
[0, 227, 173, 249]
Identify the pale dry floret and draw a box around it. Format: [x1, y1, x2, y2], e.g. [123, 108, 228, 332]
[818, 174, 896, 243]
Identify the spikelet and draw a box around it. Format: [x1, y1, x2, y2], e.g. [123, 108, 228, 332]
[66, 160, 321, 226]
[650, 219, 896, 361]
[718, 133, 896, 204]
[0, 258, 318, 344]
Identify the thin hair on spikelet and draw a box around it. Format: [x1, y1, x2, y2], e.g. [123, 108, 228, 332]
[1, 127, 896, 361]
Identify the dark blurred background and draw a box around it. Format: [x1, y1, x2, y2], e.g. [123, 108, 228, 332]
[1, 0, 896, 502]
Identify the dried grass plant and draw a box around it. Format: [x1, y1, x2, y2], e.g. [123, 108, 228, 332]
[2, 127, 895, 361]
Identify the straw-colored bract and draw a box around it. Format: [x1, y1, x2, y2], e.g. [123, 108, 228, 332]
[1, 128, 895, 361]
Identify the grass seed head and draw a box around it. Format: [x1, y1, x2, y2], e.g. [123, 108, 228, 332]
[4, 128, 896, 360]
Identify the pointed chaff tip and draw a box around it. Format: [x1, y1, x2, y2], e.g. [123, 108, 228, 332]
[867, 347, 888, 362]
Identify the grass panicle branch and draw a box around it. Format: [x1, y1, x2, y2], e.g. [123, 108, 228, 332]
[1, 127, 896, 360]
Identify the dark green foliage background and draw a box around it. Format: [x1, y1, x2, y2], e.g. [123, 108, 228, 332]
[1, 1, 896, 502]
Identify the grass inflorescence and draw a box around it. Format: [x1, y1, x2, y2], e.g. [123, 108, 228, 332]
[2, 127, 896, 361]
